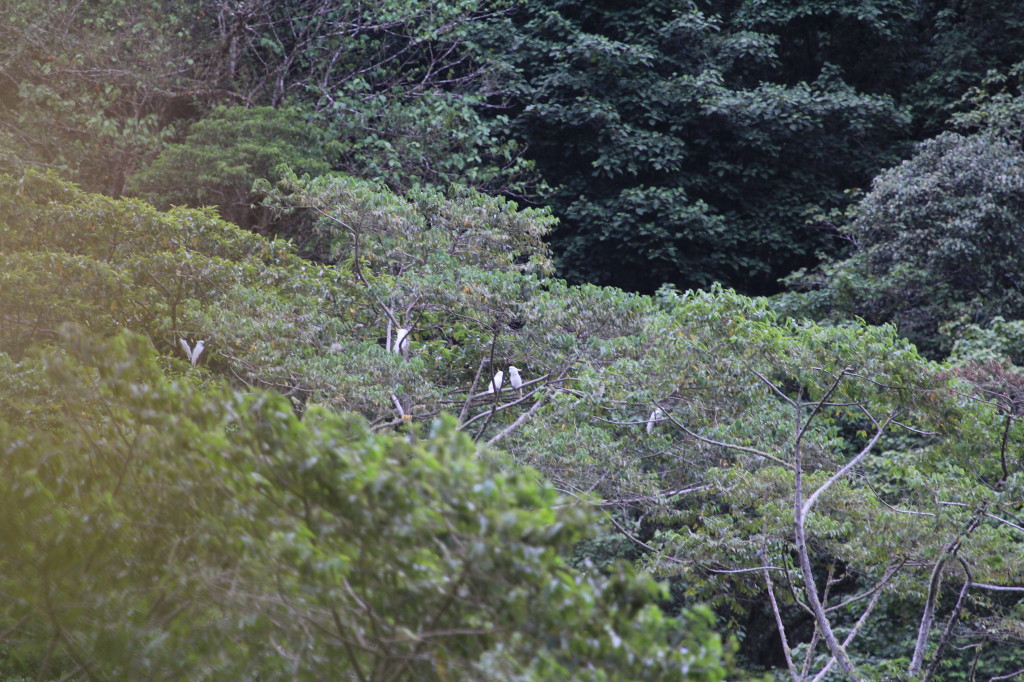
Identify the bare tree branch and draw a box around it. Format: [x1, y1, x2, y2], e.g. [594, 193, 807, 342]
[910, 512, 984, 677]
[801, 413, 893, 519]
[750, 367, 797, 406]
[606, 514, 689, 565]
[792, 394, 862, 680]
[811, 566, 891, 682]
[762, 545, 801, 682]
[458, 356, 488, 424]
[970, 582, 1024, 592]
[486, 392, 549, 446]
[923, 557, 973, 682]
[795, 367, 850, 447]
[660, 409, 793, 469]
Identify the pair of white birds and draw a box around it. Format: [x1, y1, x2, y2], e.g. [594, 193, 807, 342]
[179, 338, 205, 366]
[484, 366, 523, 394]
[389, 327, 520, 393]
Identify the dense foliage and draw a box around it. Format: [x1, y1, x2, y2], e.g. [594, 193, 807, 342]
[0, 0, 208, 195]
[6, 0, 1024, 293]
[0, 0, 533, 204]
[0, 172, 737, 679]
[4, 170, 1024, 679]
[486, 0, 909, 293]
[782, 71, 1024, 359]
[5, 1, 1024, 679]
[782, 131, 1024, 358]
[128, 106, 338, 229]
[0, 329, 735, 680]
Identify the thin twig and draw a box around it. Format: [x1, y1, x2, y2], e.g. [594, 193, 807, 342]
[922, 557, 973, 682]
[762, 544, 800, 682]
[750, 368, 797, 406]
[607, 515, 687, 565]
[970, 582, 1024, 592]
[795, 368, 850, 447]
[458, 357, 488, 424]
[660, 410, 793, 469]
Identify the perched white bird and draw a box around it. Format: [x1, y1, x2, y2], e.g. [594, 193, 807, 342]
[508, 365, 523, 389]
[484, 370, 504, 394]
[646, 407, 664, 434]
[179, 338, 206, 366]
[393, 327, 410, 356]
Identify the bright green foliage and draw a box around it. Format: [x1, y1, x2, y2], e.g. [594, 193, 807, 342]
[947, 317, 1024, 367]
[510, 280, 1024, 677]
[263, 168, 555, 272]
[485, 0, 909, 293]
[128, 106, 337, 228]
[0, 169, 556, 425]
[258, 169, 565, 419]
[0, 170, 347, 381]
[259, 173, 1024, 676]
[5, 164, 1024, 678]
[0, 330, 734, 679]
[783, 131, 1024, 358]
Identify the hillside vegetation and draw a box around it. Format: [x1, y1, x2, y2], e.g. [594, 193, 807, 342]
[3, 1, 1024, 680]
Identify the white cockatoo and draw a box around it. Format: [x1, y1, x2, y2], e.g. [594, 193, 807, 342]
[484, 370, 504, 394]
[508, 365, 523, 389]
[179, 338, 206, 366]
[646, 407, 664, 434]
[393, 328, 410, 356]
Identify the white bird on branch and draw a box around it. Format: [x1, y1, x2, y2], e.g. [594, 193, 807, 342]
[179, 338, 206, 366]
[484, 370, 504, 394]
[646, 407, 664, 434]
[393, 328, 410, 356]
[508, 365, 523, 390]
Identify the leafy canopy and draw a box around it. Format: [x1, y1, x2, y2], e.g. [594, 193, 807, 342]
[0, 329, 734, 680]
[783, 131, 1024, 358]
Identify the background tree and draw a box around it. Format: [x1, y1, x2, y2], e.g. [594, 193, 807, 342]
[718, 0, 1024, 136]
[0, 0, 536, 211]
[128, 106, 338, 230]
[166, 0, 536, 193]
[781, 131, 1024, 359]
[483, 0, 909, 294]
[0, 0, 215, 195]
